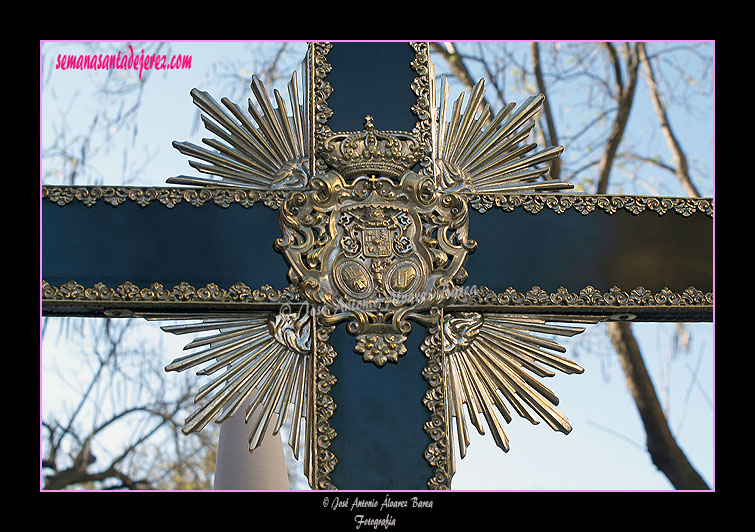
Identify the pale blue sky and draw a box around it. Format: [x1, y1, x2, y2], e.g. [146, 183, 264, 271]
[40, 41, 715, 491]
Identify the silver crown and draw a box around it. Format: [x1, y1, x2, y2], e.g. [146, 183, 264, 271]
[318, 116, 424, 179]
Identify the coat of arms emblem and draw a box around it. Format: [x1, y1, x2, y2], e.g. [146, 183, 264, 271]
[276, 170, 476, 367]
[335, 204, 420, 301]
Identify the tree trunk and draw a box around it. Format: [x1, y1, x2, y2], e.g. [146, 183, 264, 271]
[606, 322, 709, 489]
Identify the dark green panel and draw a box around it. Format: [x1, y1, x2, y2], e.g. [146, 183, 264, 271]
[465, 206, 713, 294]
[42, 197, 289, 292]
[328, 323, 433, 490]
[325, 42, 417, 133]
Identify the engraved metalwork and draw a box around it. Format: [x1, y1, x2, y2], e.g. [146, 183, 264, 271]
[161, 310, 336, 488]
[275, 170, 475, 366]
[312, 42, 433, 177]
[41, 280, 712, 312]
[320, 115, 423, 180]
[41, 185, 287, 210]
[409, 42, 434, 174]
[162, 313, 313, 454]
[431, 75, 573, 195]
[41, 186, 713, 219]
[452, 284, 713, 309]
[420, 309, 601, 489]
[42, 280, 301, 304]
[168, 71, 312, 190]
[467, 193, 714, 218]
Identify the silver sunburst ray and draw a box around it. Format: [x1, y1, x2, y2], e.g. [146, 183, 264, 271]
[433, 75, 572, 194]
[168, 71, 310, 190]
[439, 311, 600, 460]
[160, 312, 316, 482]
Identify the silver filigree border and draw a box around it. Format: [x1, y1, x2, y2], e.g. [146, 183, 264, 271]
[42, 186, 287, 210]
[468, 193, 713, 218]
[43, 186, 713, 218]
[42, 281, 712, 309]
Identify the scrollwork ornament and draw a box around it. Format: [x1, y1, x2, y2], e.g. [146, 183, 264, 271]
[464, 193, 713, 218]
[420, 309, 452, 489]
[83, 282, 115, 300]
[631, 197, 650, 215]
[180, 188, 211, 207]
[58, 280, 85, 299]
[549, 286, 574, 305]
[116, 281, 141, 300]
[525, 286, 550, 305]
[42, 186, 287, 209]
[655, 287, 681, 305]
[521, 195, 546, 214]
[579, 285, 604, 305]
[170, 282, 195, 301]
[409, 41, 433, 173]
[682, 286, 708, 305]
[275, 171, 475, 367]
[573, 196, 598, 215]
[100, 187, 130, 207]
[603, 285, 630, 306]
[210, 189, 236, 209]
[312, 317, 338, 490]
[629, 286, 654, 305]
[42, 280, 304, 304]
[228, 282, 253, 301]
[42, 280, 712, 314]
[446, 285, 712, 310]
[674, 198, 700, 217]
[545, 195, 572, 214]
[43, 186, 75, 206]
[501, 287, 526, 305]
[466, 194, 495, 213]
[596, 195, 615, 214]
[41, 281, 58, 299]
[75, 187, 104, 207]
[196, 283, 226, 301]
[138, 282, 170, 301]
[127, 187, 157, 208]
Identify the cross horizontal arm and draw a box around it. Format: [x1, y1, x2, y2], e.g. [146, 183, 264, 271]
[41, 186, 712, 322]
[41, 185, 291, 317]
[461, 193, 713, 322]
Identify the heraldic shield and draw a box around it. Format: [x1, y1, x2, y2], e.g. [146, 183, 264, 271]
[275, 170, 476, 367]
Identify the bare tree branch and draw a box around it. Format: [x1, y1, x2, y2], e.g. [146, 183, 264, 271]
[638, 42, 700, 198]
[41, 317, 210, 490]
[430, 42, 480, 96]
[597, 43, 641, 194]
[475, 43, 508, 109]
[531, 42, 560, 181]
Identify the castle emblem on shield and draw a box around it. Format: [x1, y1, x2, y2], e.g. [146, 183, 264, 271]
[275, 171, 476, 366]
[334, 204, 424, 304]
